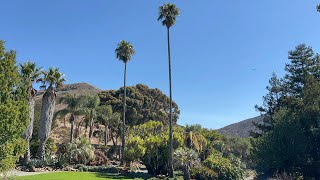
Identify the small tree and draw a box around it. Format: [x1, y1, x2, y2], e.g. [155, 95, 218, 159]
[173, 148, 200, 180]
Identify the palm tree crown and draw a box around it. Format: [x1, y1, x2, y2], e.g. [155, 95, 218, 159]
[40, 67, 65, 89]
[20, 61, 42, 86]
[317, 4, 320, 12]
[158, 3, 180, 29]
[115, 40, 135, 63]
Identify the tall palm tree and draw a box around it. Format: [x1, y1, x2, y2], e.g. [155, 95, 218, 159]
[19, 62, 42, 163]
[97, 105, 113, 146]
[54, 94, 84, 143]
[115, 40, 135, 165]
[158, 3, 180, 177]
[37, 67, 65, 159]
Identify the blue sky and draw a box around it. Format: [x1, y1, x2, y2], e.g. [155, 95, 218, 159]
[1, 0, 320, 129]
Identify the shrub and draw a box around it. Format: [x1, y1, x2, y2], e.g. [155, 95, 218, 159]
[173, 148, 200, 180]
[65, 137, 95, 165]
[204, 150, 243, 180]
[191, 166, 218, 180]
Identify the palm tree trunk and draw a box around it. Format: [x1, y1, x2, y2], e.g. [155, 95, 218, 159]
[70, 114, 75, 143]
[167, 27, 174, 177]
[23, 88, 35, 164]
[104, 125, 108, 146]
[121, 62, 127, 165]
[89, 110, 93, 142]
[37, 86, 56, 159]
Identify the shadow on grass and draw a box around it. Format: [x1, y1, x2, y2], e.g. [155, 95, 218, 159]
[94, 172, 152, 179]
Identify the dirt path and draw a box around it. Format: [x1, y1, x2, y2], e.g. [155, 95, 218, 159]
[4, 169, 55, 177]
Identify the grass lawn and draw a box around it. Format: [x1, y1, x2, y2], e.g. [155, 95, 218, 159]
[15, 172, 135, 180]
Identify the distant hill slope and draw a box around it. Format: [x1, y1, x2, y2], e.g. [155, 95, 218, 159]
[34, 83, 103, 144]
[218, 116, 263, 138]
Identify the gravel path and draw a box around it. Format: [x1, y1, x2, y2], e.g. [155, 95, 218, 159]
[4, 169, 55, 177]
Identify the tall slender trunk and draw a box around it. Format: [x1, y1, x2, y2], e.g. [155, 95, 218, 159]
[121, 63, 127, 165]
[104, 125, 108, 146]
[167, 27, 174, 177]
[70, 114, 75, 143]
[89, 110, 94, 140]
[23, 87, 36, 164]
[37, 86, 56, 159]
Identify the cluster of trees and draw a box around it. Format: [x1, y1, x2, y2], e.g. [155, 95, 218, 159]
[251, 44, 320, 179]
[124, 122, 250, 179]
[0, 40, 66, 171]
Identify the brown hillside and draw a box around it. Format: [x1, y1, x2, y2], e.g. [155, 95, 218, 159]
[218, 116, 263, 138]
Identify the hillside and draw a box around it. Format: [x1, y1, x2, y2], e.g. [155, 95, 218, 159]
[34, 83, 104, 144]
[218, 116, 263, 138]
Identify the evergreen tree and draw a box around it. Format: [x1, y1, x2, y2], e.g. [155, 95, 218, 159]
[0, 41, 29, 172]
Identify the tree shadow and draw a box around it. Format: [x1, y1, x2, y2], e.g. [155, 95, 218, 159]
[94, 172, 152, 179]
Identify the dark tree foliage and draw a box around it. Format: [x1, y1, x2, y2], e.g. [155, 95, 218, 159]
[98, 84, 180, 126]
[252, 44, 320, 178]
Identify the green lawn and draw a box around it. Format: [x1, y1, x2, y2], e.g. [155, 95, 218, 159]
[15, 172, 135, 180]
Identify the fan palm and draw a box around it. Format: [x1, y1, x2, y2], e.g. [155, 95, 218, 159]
[97, 105, 113, 146]
[115, 40, 135, 165]
[37, 67, 65, 159]
[54, 94, 84, 143]
[19, 62, 42, 163]
[158, 3, 180, 177]
[82, 95, 100, 141]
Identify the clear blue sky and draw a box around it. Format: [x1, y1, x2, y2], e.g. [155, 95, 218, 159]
[1, 0, 320, 129]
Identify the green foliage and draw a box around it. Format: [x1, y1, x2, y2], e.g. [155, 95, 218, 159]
[99, 84, 180, 126]
[251, 110, 308, 174]
[126, 121, 184, 175]
[124, 135, 145, 162]
[191, 166, 219, 180]
[115, 40, 135, 64]
[173, 148, 200, 180]
[204, 150, 244, 180]
[65, 137, 95, 165]
[158, 3, 180, 28]
[252, 44, 320, 178]
[0, 40, 29, 172]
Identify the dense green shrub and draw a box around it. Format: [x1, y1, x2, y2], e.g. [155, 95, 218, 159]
[204, 150, 243, 180]
[191, 166, 219, 180]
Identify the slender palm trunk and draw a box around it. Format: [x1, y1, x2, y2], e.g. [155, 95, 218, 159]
[167, 27, 174, 177]
[104, 125, 108, 146]
[70, 114, 75, 143]
[37, 86, 56, 159]
[24, 87, 35, 164]
[121, 63, 127, 165]
[89, 110, 94, 141]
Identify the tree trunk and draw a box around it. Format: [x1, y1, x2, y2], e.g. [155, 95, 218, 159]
[183, 165, 191, 180]
[89, 117, 94, 140]
[70, 114, 75, 143]
[121, 63, 127, 165]
[37, 86, 56, 159]
[23, 87, 36, 164]
[104, 125, 108, 146]
[167, 27, 174, 177]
